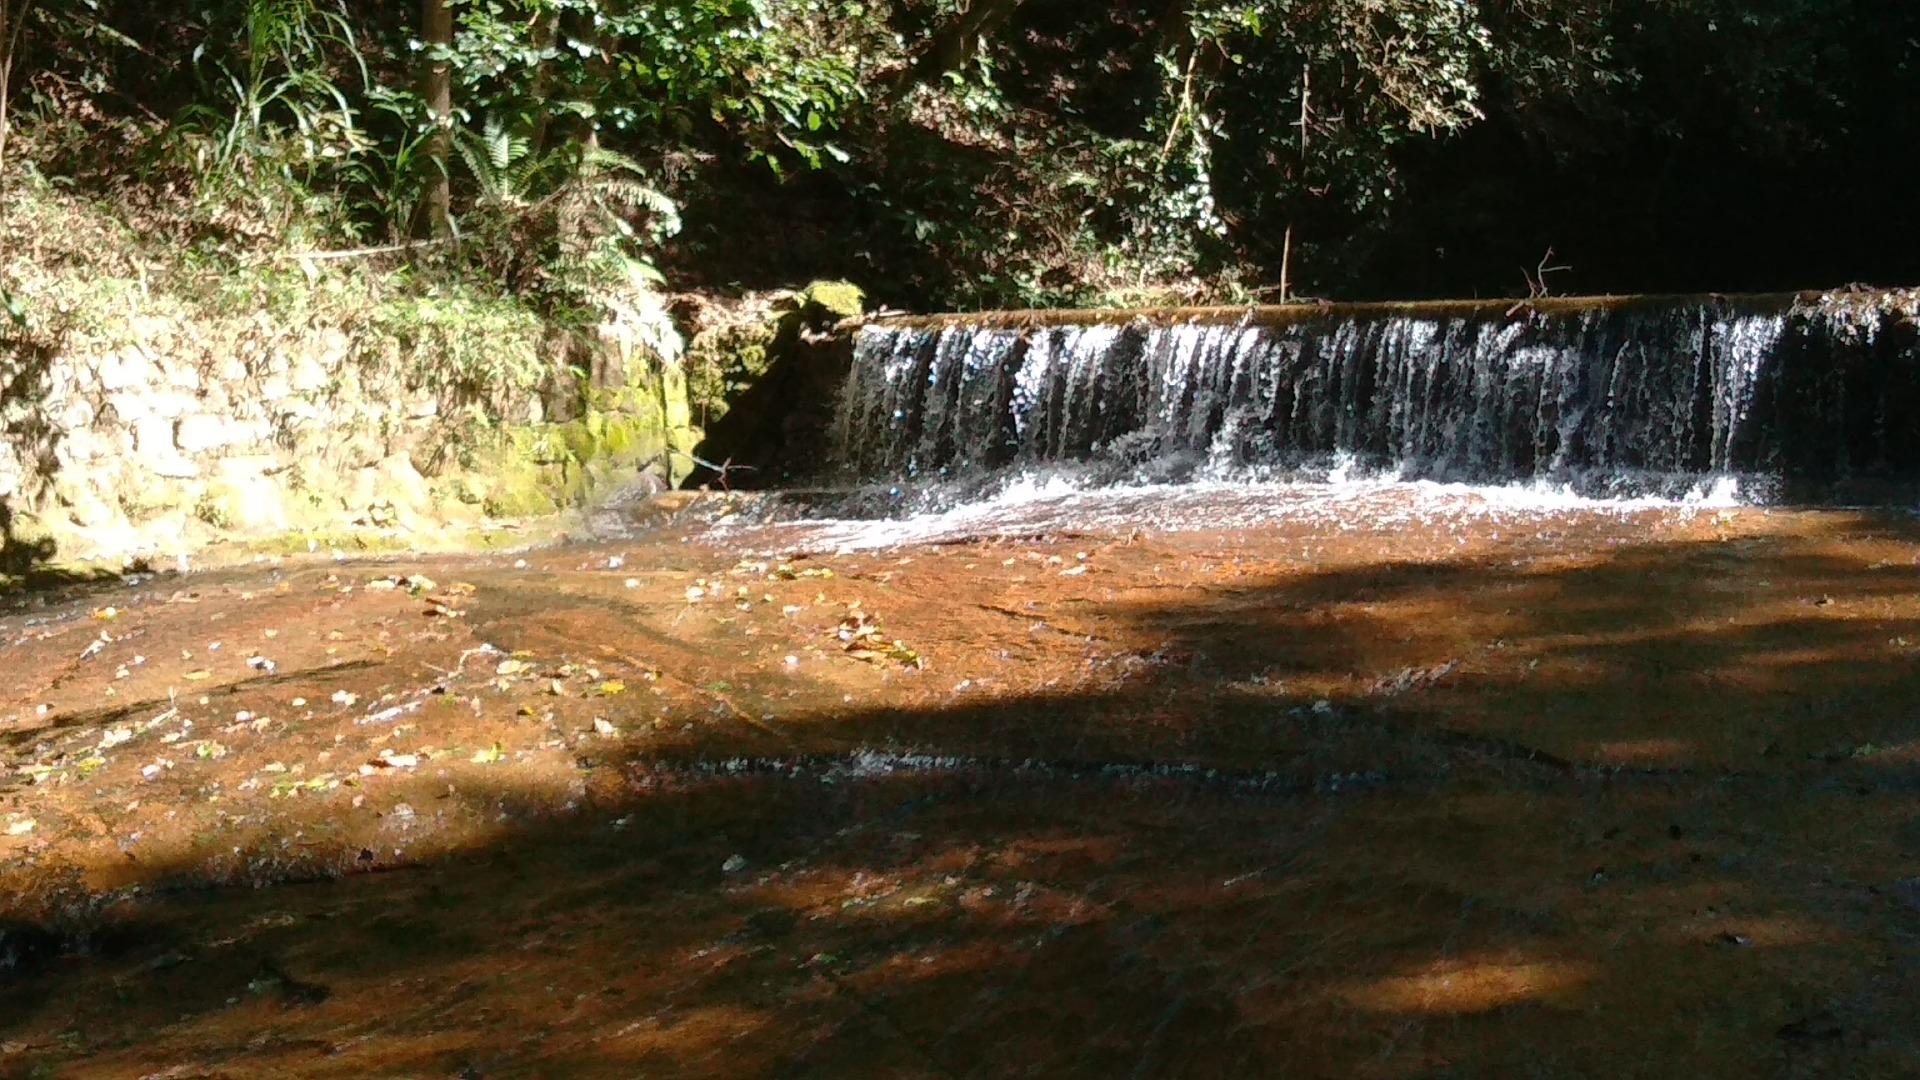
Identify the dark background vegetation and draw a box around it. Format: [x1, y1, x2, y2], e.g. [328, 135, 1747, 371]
[1349, 0, 1920, 299]
[2, 0, 1918, 316]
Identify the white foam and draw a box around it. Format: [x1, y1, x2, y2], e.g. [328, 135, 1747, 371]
[714, 469, 1749, 554]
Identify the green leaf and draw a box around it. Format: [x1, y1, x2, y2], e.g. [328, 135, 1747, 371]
[0, 288, 26, 331]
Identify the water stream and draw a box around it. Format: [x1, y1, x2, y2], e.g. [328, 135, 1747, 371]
[831, 293, 1920, 508]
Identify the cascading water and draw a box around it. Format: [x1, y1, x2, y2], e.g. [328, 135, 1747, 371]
[832, 293, 1920, 504]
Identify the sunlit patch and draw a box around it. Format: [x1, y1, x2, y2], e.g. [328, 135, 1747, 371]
[1850, 740, 1920, 765]
[1688, 916, 1836, 949]
[1589, 738, 1694, 767]
[588, 1004, 771, 1063]
[992, 834, 1122, 870]
[1745, 646, 1881, 670]
[1340, 955, 1594, 1015]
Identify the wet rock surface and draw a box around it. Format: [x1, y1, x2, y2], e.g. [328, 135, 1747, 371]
[4, 491, 1920, 1076]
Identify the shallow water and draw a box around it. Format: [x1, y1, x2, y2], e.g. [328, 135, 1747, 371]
[8, 478, 1920, 1076]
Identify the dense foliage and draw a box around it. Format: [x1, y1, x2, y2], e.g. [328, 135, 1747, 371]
[2, 0, 1917, 313]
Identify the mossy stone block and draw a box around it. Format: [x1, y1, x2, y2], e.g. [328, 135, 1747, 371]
[803, 280, 865, 321]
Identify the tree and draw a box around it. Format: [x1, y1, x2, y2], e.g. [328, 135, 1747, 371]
[0, 0, 31, 186]
[420, 0, 452, 237]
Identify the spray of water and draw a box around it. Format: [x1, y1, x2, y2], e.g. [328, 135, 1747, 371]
[835, 298, 1919, 506]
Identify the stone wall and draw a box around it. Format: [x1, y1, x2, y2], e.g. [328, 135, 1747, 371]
[677, 281, 863, 487]
[0, 309, 697, 571]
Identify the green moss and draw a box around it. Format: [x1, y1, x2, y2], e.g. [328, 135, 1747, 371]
[685, 318, 784, 421]
[508, 427, 572, 465]
[481, 459, 565, 518]
[447, 477, 489, 505]
[558, 459, 592, 506]
[803, 280, 865, 321]
[558, 418, 599, 463]
[598, 416, 638, 459]
[193, 492, 235, 529]
[597, 412, 666, 465]
[484, 486, 562, 519]
[237, 530, 420, 557]
[662, 365, 693, 429]
[471, 391, 679, 517]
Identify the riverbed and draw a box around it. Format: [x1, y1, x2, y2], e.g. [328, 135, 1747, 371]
[5, 484, 1920, 1076]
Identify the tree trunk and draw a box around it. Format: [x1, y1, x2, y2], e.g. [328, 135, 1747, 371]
[525, 8, 561, 157]
[0, 0, 33, 190]
[420, 0, 453, 238]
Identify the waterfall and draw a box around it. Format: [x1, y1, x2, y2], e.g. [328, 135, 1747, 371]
[832, 294, 1920, 502]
